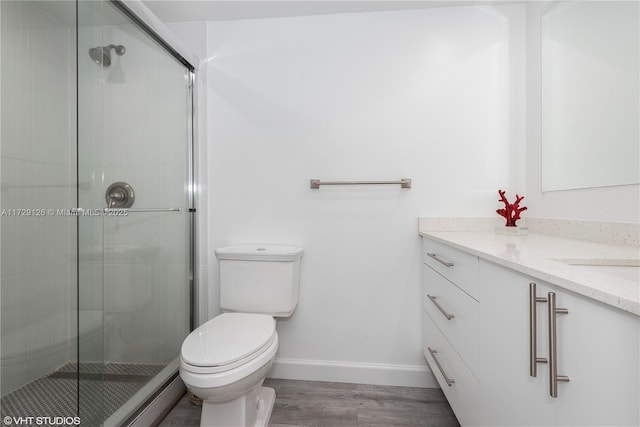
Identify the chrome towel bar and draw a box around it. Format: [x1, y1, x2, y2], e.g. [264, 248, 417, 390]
[310, 178, 411, 189]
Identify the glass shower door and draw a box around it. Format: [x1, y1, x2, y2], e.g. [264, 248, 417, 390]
[77, 1, 192, 424]
[1, 0, 79, 421]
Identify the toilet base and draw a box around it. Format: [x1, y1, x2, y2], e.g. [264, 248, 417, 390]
[200, 386, 275, 427]
[255, 386, 275, 427]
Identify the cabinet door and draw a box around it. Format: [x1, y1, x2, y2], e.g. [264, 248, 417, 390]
[423, 311, 479, 426]
[422, 265, 479, 374]
[554, 289, 640, 426]
[423, 237, 480, 299]
[478, 260, 557, 426]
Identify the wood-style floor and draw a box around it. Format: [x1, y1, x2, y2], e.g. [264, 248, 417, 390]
[159, 378, 460, 426]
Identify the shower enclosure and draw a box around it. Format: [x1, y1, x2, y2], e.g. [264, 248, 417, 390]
[1, 1, 195, 425]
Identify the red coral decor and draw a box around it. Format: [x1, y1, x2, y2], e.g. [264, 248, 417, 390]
[496, 190, 527, 227]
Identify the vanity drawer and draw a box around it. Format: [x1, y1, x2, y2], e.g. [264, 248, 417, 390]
[422, 237, 479, 299]
[423, 311, 478, 426]
[422, 264, 479, 374]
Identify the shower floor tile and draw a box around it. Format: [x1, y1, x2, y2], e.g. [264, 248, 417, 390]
[0, 362, 165, 426]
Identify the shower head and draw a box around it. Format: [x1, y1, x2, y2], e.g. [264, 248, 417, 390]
[89, 44, 126, 67]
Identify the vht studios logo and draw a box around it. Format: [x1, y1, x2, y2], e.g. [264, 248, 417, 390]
[2, 416, 81, 426]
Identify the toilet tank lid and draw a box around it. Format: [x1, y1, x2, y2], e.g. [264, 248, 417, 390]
[215, 245, 303, 261]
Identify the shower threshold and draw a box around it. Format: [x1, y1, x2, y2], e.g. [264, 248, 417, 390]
[0, 362, 165, 425]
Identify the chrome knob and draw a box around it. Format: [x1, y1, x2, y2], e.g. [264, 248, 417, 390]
[105, 182, 135, 208]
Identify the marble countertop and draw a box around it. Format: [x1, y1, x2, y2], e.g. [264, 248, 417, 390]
[419, 230, 640, 316]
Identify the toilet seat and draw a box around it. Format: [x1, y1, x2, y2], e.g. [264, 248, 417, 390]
[180, 333, 278, 392]
[181, 313, 276, 374]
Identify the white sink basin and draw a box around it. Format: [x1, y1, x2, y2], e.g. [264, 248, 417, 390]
[550, 258, 640, 282]
[551, 258, 640, 267]
[583, 265, 640, 282]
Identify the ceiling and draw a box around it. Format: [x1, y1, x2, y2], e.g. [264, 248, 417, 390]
[142, 0, 513, 23]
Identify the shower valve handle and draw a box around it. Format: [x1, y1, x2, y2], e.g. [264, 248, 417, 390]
[110, 191, 125, 201]
[105, 182, 135, 209]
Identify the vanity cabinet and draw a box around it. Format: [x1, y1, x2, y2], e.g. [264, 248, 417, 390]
[553, 282, 639, 426]
[421, 238, 480, 426]
[478, 259, 639, 426]
[422, 236, 640, 427]
[477, 260, 556, 426]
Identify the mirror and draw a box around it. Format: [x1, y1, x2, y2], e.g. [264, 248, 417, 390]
[541, 1, 639, 191]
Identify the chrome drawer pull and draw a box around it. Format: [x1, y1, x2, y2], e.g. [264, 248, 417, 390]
[427, 253, 454, 268]
[427, 295, 455, 320]
[529, 283, 548, 377]
[548, 292, 569, 398]
[428, 347, 455, 386]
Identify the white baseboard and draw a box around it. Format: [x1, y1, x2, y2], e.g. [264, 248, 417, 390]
[267, 358, 438, 388]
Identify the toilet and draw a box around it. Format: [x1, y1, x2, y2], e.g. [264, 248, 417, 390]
[179, 245, 303, 427]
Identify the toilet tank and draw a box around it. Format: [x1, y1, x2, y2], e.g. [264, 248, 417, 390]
[214, 245, 303, 317]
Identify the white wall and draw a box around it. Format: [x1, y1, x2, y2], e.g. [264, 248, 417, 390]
[525, 1, 640, 222]
[0, 0, 76, 394]
[203, 5, 525, 386]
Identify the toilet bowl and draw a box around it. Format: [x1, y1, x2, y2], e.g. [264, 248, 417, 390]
[180, 313, 278, 426]
[179, 245, 303, 427]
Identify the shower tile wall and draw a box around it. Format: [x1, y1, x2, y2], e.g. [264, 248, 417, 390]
[1, 0, 77, 395]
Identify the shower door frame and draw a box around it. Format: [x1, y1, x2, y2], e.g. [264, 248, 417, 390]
[80, 0, 197, 423]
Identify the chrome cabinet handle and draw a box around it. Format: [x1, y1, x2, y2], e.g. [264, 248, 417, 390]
[548, 292, 569, 398]
[529, 283, 548, 377]
[427, 295, 455, 320]
[428, 347, 455, 387]
[427, 253, 454, 268]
